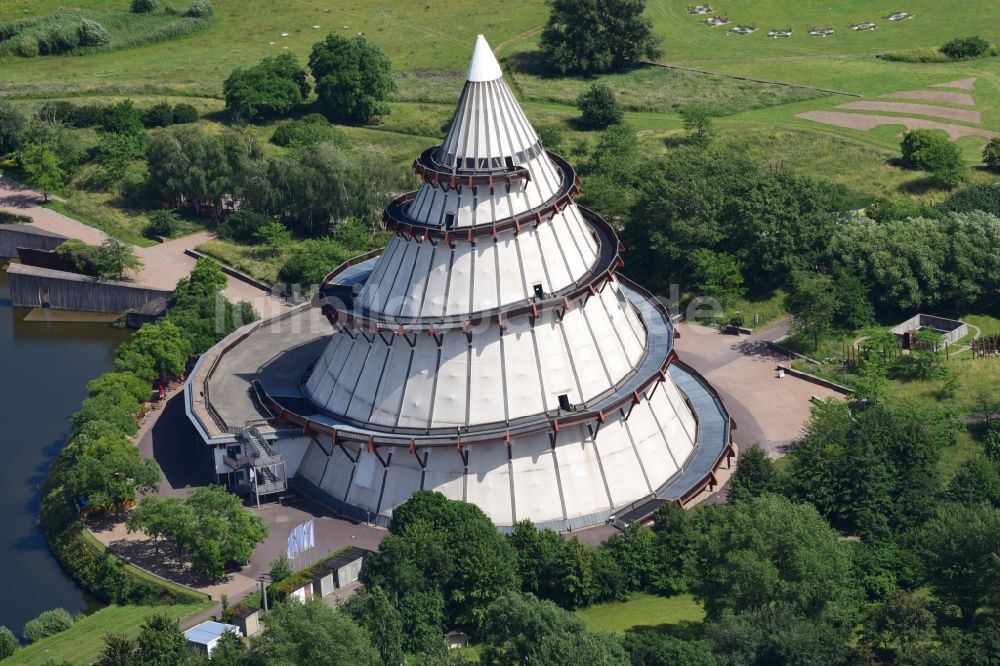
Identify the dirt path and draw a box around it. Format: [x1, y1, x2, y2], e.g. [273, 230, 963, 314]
[932, 77, 977, 90]
[796, 111, 1000, 140]
[836, 101, 982, 123]
[0, 176, 286, 317]
[883, 90, 975, 105]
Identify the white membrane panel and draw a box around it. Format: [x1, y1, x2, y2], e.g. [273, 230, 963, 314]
[421, 448, 466, 501]
[378, 449, 423, 516]
[554, 427, 613, 518]
[594, 416, 651, 505]
[465, 444, 513, 524]
[510, 432, 563, 523]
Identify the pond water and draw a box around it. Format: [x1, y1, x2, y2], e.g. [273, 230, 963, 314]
[0, 267, 130, 634]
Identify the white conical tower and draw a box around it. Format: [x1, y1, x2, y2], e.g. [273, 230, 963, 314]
[284, 36, 732, 529]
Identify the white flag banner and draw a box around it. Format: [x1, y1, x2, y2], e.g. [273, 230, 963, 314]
[305, 520, 315, 550]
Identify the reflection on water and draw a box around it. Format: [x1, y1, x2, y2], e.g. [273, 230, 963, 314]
[0, 268, 130, 633]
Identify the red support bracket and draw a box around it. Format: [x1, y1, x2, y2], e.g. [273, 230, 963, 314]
[367, 435, 375, 454]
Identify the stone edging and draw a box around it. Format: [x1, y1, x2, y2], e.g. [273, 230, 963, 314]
[776, 363, 854, 395]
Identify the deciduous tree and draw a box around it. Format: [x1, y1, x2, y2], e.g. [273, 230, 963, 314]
[576, 84, 624, 130]
[308, 34, 395, 123]
[540, 0, 660, 75]
[19, 143, 65, 201]
[917, 502, 1000, 625]
[223, 53, 310, 123]
[248, 600, 380, 666]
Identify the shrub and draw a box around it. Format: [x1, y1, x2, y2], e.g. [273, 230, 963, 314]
[77, 19, 110, 47]
[71, 103, 109, 128]
[940, 36, 990, 60]
[23, 608, 73, 643]
[270, 119, 345, 148]
[185, 0, 214, 18]
[0, 102, 28, 154]
[144, 210, 180, 238]
[171, 103, 198, 124]
[219, 210, 271, 244]
[939, 183, 1000, 217]
[0, 211, 31, 224]
[901, 129, 939, 167]
[142, 102, 175, 128]
[577, 84, 624, 130]
[984, 138, 1000, 174]
[131, 0, 160, 13]
[99, 100, 144, 136]
[900, 129, 966, 187]
[0, 627, 18, 660]
[16, 34, 39, 57]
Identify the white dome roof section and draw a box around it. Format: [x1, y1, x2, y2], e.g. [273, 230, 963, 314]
[356, 209, 600, 319]
[406, 150, 563, 229]
[304, 281, 648, 429]
[440, 36, 542, 170]
[467, 34, 503, 82]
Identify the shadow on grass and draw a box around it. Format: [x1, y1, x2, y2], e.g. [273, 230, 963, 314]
[624, 620, 706, 641]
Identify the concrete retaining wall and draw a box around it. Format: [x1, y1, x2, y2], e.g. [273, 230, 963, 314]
[182, 248, 273, 292]
[6, 263, 172, 313]
[0, 224, 66, 258]
[891, 314, 968, 345]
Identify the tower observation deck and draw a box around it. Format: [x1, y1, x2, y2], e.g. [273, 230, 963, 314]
[186, 36, 735, 530]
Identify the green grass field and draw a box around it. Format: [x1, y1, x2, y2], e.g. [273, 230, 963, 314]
[575, 593, 705, 636]
[6, 602, 210, 666]
[2, 0, 996, 203]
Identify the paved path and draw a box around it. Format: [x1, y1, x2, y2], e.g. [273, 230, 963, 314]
[0, 176, 286, 317]
[674, 319, 843, 457]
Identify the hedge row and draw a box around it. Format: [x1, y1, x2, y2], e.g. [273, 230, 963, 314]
[38, 260, 248, 607]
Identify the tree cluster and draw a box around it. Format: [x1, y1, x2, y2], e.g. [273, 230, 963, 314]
[723, 400, 1000, 662]
[37, 260, 257, 608]
[38, 99, 198, 130]
[622, 144, 851, 295]
[145, 124, 406, 235]
[128, 486, 268, 580]
[222, 35, 395, 125]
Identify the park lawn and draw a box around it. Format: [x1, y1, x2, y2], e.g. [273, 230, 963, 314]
[647, 0, 999, 63]
[44, 196, 159, 248]
[6, 602, 210, 666]
[0, 0, 550, 97]
[575, 592, 705, 635]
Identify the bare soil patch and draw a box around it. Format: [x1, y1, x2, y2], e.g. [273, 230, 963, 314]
[836, 101, 981, 123]
[931, 77, 977, 90]
[883, 90, 975, 105]
[796, 111, 1000, 139]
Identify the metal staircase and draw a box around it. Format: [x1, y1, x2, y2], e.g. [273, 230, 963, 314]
[225, 426, 287, 506]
